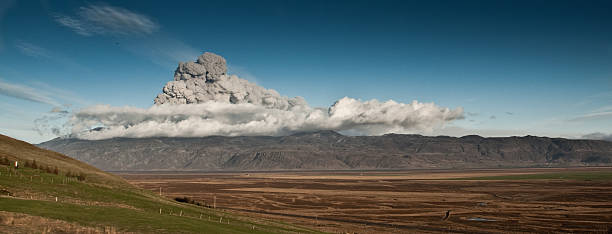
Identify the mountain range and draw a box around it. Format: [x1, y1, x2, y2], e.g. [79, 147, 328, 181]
[38, 131, 612, 171]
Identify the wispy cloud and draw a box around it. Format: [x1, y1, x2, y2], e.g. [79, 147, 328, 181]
[593, 105, 612, 113]
[569, 111, 612, 122]
[0, 79, 89, 107]
[55, 15, 92, 36]
[15, 41, 52, 59]
[569, 105, 612, 122]
[14, 41, 89, 71]
[122, 35, 201, 68]
[28, 81, 90, 106]
[0, 79, 60, 106]
[80, 4, 158, 35]
[54, 4, 159, 37]
[574, 91, 612, 107]
[53, 3, 197, 68]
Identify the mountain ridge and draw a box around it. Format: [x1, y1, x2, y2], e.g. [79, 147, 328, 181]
[38, 131, 612, 171]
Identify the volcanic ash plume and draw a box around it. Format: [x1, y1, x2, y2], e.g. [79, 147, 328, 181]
[68, 52, 464, 139]
[154, 52, 306, 110]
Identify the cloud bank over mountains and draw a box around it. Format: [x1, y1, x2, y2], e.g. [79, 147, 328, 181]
[582, 132, 612, 141]
[68, 52, 464, 139]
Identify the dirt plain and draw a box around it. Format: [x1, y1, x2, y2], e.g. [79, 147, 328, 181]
[119, 168, 612, 233]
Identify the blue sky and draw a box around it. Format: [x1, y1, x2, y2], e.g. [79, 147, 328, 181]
[1, 0, 611, 143]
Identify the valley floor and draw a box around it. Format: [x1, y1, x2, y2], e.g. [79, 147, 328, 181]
[120, 167, 612, 233]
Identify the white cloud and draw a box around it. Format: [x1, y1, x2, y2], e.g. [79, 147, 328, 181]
[55, 15, 93, 36]
[54, 4, 158, 36]
[69, 98, 463, 140]
[35, 106, 72, 136]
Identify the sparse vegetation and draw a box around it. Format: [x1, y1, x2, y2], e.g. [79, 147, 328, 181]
[16, 158, 86, 182]
[77, 171, 86, 181]
[454, 171, 612, 181]
[0, 156, 8, 166]
[175, 196, 208, 208]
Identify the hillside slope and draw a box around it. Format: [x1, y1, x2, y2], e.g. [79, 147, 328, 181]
[0, 134, 318, 233]
[39, 131, 612, 171]
[0, 134, 127, 186]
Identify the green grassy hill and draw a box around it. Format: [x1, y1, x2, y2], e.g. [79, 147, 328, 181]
[0, 134, 319, 233]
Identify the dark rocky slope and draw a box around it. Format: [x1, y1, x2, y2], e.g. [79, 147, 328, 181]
[38, 131, 612, 171]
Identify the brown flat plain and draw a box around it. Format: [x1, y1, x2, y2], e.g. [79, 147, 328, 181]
[119, 168, 612, 233]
